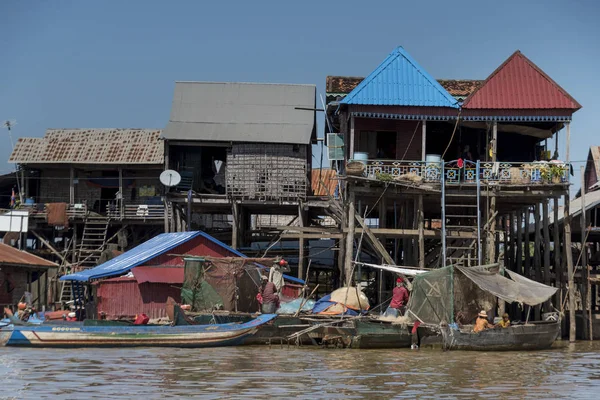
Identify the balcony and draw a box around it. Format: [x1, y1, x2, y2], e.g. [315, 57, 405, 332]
[352, 159, 569, 186]
[106, 200, 167, 221]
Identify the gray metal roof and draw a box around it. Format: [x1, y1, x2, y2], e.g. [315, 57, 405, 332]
[162, 82, 317, 144]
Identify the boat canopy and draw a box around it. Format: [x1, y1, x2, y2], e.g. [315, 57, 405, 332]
[406, 264, 558, 325]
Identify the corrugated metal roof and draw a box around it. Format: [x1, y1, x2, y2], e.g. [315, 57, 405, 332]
[162, 82, 317, 144]
[62, 231, 201, 281]
[0, 243, 58, 268]
[9, 129, 164, 165]
[62, 230, 305, 284]
[340, 47, 459, 108]
[462, 51, 582, 110]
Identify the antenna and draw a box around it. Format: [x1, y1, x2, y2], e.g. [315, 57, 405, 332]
[160, 169, 182, 187]
[2, 119, 23, 203]
[2, 120, 17, 149]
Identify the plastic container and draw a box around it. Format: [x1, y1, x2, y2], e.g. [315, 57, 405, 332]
[425, 154, 441, 163]
[353, 152, 369, 165]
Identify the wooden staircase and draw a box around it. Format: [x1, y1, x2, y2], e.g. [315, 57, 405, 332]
[59, 216, 110, 306]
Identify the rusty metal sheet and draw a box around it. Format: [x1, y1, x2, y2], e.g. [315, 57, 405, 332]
[132, 267, 184, 284]
[0, 243, 58, 268]
[9, 129, 164, 165]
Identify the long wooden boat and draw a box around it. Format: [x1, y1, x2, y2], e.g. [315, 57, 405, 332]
[0, 322, 13, 346]
[440, 320, 561, 351]
[307, 317, 414, 349]
[4, 314, 276, 348]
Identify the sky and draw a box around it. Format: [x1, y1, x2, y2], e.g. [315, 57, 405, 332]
[1, 0, 599, 194]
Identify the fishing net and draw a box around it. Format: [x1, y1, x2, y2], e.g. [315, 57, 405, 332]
[407, 264, 557, 325]
[183, 257, 273, 313]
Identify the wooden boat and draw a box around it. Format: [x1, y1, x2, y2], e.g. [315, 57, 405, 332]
[5, 314, 276, 348]
[170, 304, 320, 345]
[440, 320, 561, 351]
[304, 317, 414, 349]
[0, 322, 13, 346]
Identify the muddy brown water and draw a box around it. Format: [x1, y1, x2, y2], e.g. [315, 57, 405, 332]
[1, 341, 600, 399]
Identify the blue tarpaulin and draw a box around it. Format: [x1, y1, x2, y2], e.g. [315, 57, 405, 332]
[61, 230, 304, 284]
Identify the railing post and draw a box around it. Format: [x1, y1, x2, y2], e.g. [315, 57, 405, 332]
[476, 160, 482, 265]
[441, 160, 447, 267]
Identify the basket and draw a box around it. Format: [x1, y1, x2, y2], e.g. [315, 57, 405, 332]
[346, 161, 365, 176]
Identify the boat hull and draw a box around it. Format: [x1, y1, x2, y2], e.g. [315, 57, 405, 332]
[0, 324, 13, 346]
[442, 320, 560, 351]
[310, 318, 413, 349]
[5, 314, 276, 348]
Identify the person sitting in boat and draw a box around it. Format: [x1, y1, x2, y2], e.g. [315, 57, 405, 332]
[259, 275, 280, 314]
[473, 310, 494, 333]
[384, 277, 409, 318]
[495, 313, 511, 328]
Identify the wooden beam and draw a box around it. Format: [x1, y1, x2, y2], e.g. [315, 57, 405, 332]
[349, 114, 355, 159]
[421, 120, 427, 161]
[418, 195, 425, 269]
[553, 197, 562, 309]
[564, 194, 576, 342]
[516, 211, 523, 275]
[354, 213, 395, 266]
[533, 203, 542, 321]
[565, 121, 570, 163]
[298, 203, 306, 280]
[344, 190, 356, 285]
[542, 199, 551, 311]
[580, 165, 590, 340]
[30, 230, 66, 264]
[232, 202, 239, 249]
[69, 167, 75, 205]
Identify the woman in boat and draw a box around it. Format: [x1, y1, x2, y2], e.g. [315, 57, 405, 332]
[259, 275, 280, 314]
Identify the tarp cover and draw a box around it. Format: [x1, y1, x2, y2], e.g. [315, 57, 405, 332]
[456, 265, 557, 307]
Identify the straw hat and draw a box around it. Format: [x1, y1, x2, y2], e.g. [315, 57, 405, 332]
[478, 310, 487, 318]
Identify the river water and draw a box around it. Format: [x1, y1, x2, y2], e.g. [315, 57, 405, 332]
[1, 341, 600, 399]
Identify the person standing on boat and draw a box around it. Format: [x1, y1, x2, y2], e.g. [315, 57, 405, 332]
[473, 310, 494, 333]
[269, 258, 290, 292]
[385, 277, 409, 318]
[259, 275, 280, 314]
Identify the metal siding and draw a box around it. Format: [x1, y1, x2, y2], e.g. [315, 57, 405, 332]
[462, 51, 581, 110]
[96, 280, 181, 320]
[341, 47, 459, 108]
[163, 82, 317, 144]
[9, 129, 164, 165]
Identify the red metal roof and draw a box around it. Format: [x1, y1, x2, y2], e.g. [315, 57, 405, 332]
[462, 51, 581, 110]
[132, 267, 184, 284]
[0, 243, 58, 268]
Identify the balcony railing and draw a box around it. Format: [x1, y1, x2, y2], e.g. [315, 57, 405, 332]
[106, 202, 167, 220]
[356, 159, 569, 185]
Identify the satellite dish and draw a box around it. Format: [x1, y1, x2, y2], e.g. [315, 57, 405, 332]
[160, 170, 181, 187]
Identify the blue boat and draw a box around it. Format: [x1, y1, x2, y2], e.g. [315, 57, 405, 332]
[3, 314, 276, 348]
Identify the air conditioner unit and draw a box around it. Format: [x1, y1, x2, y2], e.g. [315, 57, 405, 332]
[327, 133, 344, 161]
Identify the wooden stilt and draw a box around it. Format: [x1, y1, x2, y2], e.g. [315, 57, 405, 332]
[344, 190, 356, 286]
[533, 203, 542, 321]
[580, 166, 590, 340]
[553, 197, 562, 309]
[298, 203, 306, 280]
[232, 202, 239, 249]
[565, 194, 576, 343]
[543, 200, 551, 312]
[516, 211, 523, 275]
[418, 195, 425, 270]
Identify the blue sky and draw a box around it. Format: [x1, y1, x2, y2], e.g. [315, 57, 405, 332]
[1, 0, 598, 193]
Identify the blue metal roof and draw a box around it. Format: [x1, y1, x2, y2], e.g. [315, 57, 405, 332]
[341, 47, 459, 108]
[61, 231, 304, 284]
